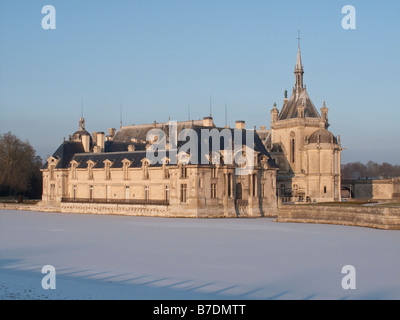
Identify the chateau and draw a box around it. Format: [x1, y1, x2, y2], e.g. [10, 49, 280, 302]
[41, 45, 342, 217]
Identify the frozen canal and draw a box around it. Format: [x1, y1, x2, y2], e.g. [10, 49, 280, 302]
[0, 209, 399, 300]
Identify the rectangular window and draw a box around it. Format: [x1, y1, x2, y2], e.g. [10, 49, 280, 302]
[50, 184, 55, 200]
[181, 166, 187, 178]
[50, 165, 55, 180]
[180, 184, 187, 203]
[324, 186, 327, 194]
[124, 163, 129, 180]
[252, 174, 256, 197]
[145, 185, 149, 201]
[227, 173, 232, 198]
[211, 183, 217, 199]
[125, 186, 130, 200]
[73, 185, 77, 200]
[106, 164, 111, 180]
[261, 183, 266, 198]
[291, 138, 295, 163]
[211, 167, 217, 178]
[88, 164, 93, 180]
[165, 185, 170, 202]
[89, 185, 93, 201]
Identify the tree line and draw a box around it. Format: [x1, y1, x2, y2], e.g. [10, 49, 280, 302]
[0, 132, 43, 200]
[341, 161, 400, 180]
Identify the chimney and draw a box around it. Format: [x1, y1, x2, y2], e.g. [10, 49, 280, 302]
[202, 116, 214, 127]
[108, 128, 116, 137]
[235, 120, 245, 130]
[97, 132, 105, 152]
[106, 128, 116, 141]
[81, 134, 91, 153]
[92, 132, 97, 145]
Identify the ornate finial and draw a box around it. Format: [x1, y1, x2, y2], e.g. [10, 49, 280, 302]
[297, 30, 301, 48]
[284, 89, 288, 99]
[273, 102, 277, 108]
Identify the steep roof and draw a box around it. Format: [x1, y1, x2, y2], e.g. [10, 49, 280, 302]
[46, 123, 278, 169]
[278, 88, 320, 120]
[42, 141, 85, 170]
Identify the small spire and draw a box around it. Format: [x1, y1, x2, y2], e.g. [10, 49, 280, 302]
[209, 94, 212, 117]
[294, 31, 304, 93]
[120, 103, 123, 128]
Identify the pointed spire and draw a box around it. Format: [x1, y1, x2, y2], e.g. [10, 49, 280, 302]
[294, 31, 304, 94]
[296, 45, 303, 70]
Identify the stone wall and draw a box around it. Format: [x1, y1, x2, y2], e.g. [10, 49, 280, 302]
[277, 205, 400, 230]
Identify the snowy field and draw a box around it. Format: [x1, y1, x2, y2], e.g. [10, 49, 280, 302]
[0, 209, 399, 300]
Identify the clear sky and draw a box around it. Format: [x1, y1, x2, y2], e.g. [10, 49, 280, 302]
[0, 0, 399, 164]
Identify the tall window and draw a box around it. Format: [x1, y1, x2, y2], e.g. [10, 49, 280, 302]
[165, 185, 170, 202]
[105, 162, 111, 180]
[211, 167, 217, 178]
[125, 186, 130, 200]
[89, 185, 93, 201]
[227, 173, 232, 198]
[280, 184, 286, 196]
[252, 174, 257, 197]
[143, 161, 149, 179]
[73, 185, 77, 200]
[88, 163, 94, 180]
[144, 185, 150, 201]
[50, 165, 55, 180]
[50, 184, 55, 200]
[180, 184, 187, 203]
[290, 132, 296, 163]
[324, 186, 327, 194]
[211, 183, 217, 199]
[261, 183, 265, 198]
[72, 163, 77, 180]
[181, 165, 187, 178]
[123, 162, 129, 180]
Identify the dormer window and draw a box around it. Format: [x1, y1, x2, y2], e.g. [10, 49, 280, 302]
[103, 160, 113, 180]
[142, 159, 149, 179]
[122, 159, 132, 180]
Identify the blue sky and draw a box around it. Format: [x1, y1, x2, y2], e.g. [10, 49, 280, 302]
[0, 0, 399, 164]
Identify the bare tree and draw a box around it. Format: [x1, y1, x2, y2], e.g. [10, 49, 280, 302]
[0, 132, 42, 198]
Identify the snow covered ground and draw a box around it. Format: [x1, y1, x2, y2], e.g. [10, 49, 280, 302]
[0, 209, 399, 300]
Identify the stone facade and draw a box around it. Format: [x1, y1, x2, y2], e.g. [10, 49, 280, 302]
[41, 117, 279, 218]
[342, 178, 400, 200]
[277, 205, 400, 230]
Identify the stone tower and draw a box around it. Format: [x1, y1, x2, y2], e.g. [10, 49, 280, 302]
[268, 44, 342, 202]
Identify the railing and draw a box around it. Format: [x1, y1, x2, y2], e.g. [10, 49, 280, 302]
[61, 197, 169, 206]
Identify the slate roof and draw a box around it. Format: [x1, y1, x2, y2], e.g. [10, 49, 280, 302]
[45, 122, 278, 170]
[278, 88, 320, 120]
[41, 141, 85, 170]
